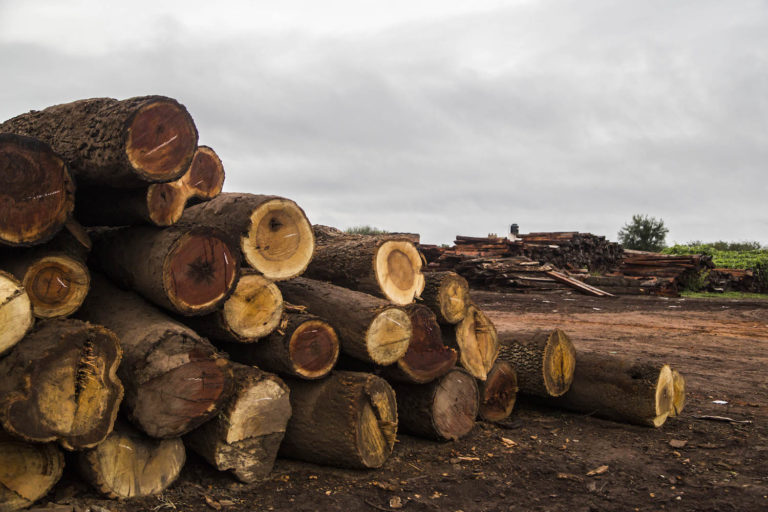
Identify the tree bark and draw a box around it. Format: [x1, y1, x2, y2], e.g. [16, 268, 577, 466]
[670, 369, 686, 417]
[0, 96, 198, 187]
[0, 431, 64, 512]
[278, 278, 412, 366]
[420, 271, 470, 324]
[0, 318, 123, 450]
[443, 305, 499, 381]
[279, 371, 397, 469]
[0, 270, 34, 356]
[477, 361, 518, 422]
[184, 363, 291, 483]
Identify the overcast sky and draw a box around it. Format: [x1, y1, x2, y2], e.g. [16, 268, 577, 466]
[1, 0, 766, 245]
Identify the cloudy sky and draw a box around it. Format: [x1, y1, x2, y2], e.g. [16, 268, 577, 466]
[1, 0, 766, 245]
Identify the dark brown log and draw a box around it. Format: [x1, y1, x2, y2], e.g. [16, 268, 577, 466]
[419, 271, 469, 324]
[477, 361, 518, 422]
[0, 431, 64, 512]
[670, 369, 685, 417]
[76, 275, 233, 438]
[0, 96, 198, 187]
[0, 270, 34, 356]
[279, 371, 397, 469]
[89, 225, 239, 316]
[0, 133, 75, 247]
[78, 420, 185, 499]
[443, 305, 499, 380]
[389, 368, 478, 441]
[179, 193, 314, 280]
[0, 318, 123, 450]
[498, 328, 576, 397]
[184, 363, 291, 483]
[278, 278, 411, 366]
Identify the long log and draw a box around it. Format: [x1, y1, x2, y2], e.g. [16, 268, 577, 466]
[279, 371, 397, 469]
[76, 275, 233, 438]
[0, 133, 75, 247]
[443, 305, 499, 380]
[498, 328, 576, 397]
[0, 270, 34, 356]
[278, 278, 411, 366]
[419, 271, 470, 324]
[0, 318, 123, 450]
[179, 193, 314, 280]
[477, 361, 518, 422]
[185, 363, 291, 483]
[0, 96, 198, 187]
[0, 431, 65, 512]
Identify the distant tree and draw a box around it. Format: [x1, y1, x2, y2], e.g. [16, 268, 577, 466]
[618, 214, 669, 251]
[345, 225, 390, 235]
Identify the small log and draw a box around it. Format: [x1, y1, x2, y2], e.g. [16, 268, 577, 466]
[0, 270, 34, 356]
[185, 363, 291, 483]
[477, 361, 518, 422]
[179, 193, 314, 280]
[389, 368, 479, 441]
[498, 328, 576, 397]
[280, 371, 397, 469]
[420, 271, 470, 324]
[223, 311, 339, 380]
[0, 431, 64, 512]
[0, 96, 198, 187]
[278, 278, 411, 366]
[443, 305, 499, 380]
[89, 225, 239, 316]
[670, 369, 686, 417]
[0, 318, 123, 450]
[0, 133, 75, 247]
[78, 420, 185, 499]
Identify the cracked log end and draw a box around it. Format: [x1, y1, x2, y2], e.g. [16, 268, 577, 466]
[541, 328, 577, 397]
[223, 272, 283, 341]
[454, 305, 499, 381]
[23, 255, 90, 319]
[366, 307, 412, 366]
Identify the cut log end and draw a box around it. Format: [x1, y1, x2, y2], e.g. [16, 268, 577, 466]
[478, 361, 518, 422]
[454, 306, 499, 380]
[0, 434, 64, 512]
[670, 369, 685, 417]
[436, 272, 470, 324]
[396, 305, 457, 384]
[541, 329, 577, 397]
[23, 255, 90, 318]
[290, 319, 340, 379]
[356, 378, 398, 468]
[366, 307, 412, 365]
[374, 240, 424, 305]
[146, 182, 187, 226]
[223, 273, 283, 340]
[432, 369, 479, 440]
[0, 271, 34, 355]
[187, 146, 225, 199]
[652, 365, 674, 426]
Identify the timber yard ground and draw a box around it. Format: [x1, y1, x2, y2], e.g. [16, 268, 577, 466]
[53, 291, 767, 512]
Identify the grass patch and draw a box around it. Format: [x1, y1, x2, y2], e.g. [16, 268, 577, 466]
[681, 290, 768, 300]
[345, 225, 390, 235]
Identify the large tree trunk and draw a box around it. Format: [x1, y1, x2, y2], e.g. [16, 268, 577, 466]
[0, 431, 64, 512]
[78, 420, 185, 499]
[185, 363, 291, 483]
[278, 278, 412, 366]
[0, 318, 123, 450]
[0, 96, 198, 187]
[389, 368, 479, 441]
[420, 271, 470, 324]
[498, 328, 576, 398]
[443, 305, 499, 380]
[179, 193, 314, 281]
[303, 225, 424, 305]
[0, 133, 75, 247]
[0, 270, 34, 356]
[279, 371, 398, 469]
[477, 361, 518, 422]
[89, 225, 239, 316]
[74, 145, 225, 227]
[76, 275, 234, 438]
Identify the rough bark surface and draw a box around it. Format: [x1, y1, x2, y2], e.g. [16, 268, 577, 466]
[0, 431, 64, 512]
[444, 305, 499, 381]
[498, 328, 576, 397]
[0, 270, 34, 356]
[420, 271, 470, 324]
[477, 361, 518, 422]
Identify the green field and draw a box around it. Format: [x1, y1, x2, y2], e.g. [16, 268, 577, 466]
[662, 242, 768, 269]
[681, 290, 768, 300]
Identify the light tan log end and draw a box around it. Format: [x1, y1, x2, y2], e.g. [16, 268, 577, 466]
[542, 328, 577, 397]
[455, 305, 499, 380]
[366, 307, 412, 365]
[669, 369, 686, 417]
[0, 271, 34, 355]
[223, 272, 283, 341]
[0, 435, 64, 512]
[356, 377, 398, 468]
[652, 365, 674, 427]
[374, 240, 425, 305]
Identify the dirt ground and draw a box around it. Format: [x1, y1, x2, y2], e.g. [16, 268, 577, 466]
[52, 291, 768, 512]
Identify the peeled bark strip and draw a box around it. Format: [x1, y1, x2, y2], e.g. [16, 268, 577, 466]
[0, 431, 64, 512]
[0, 133, 75, 246]
[78, 420, 185, 499]
[0, 96, 198, 187]
[478, 361, 518, 422]
[185, 364, 291, 483]
[670, 369, 686, 417]
[420, 271, 469, 324]
[278, 278, 411, 366]
[0, 271, 34, 356]
[0, 319, 123, 450]
[280, 371, 397, 469]
[389, 368, 479, 441]
[90, 225, 238, 316]
[179, 193, 314, 280]
[77, 275, 233, 438]
[498, 328, 576, 397]
[444, 305, 499, 381]
[304, 225, 424, 305]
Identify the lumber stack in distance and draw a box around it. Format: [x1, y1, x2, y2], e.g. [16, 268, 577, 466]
[89, 225, 239, 316]
[179, 193, 314, 281]
[223, 311, 339, 380]
[185, 363, 292, 483]
[0, 96, 198, 187]
[74, 145, 225, 227]
[0, 271, 34, 356]
[389, 368, 479, 441]
[0, 431, 64, 512]
[443, 305, 499, 380]
[304, 225, 425, 305]
[278, 278, 412, 366]
[419, 271, 469, 324]
[477, 360, 518, 422]
[669, 369, 685, 417]
[77, 275, 233, 438]
[0, 318, 123, 450]
[0, 133, 75, 247]
[498, 328, 576, 398]
[78, 420, 185, 499]
[280, 371, 397, 469]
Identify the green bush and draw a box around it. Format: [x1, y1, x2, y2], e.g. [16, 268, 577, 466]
[345, 225, 390, 235]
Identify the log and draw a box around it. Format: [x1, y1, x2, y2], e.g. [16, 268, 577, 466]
[278, 278, 411, 366]
[477, 361, 518, 422]
[184, 363, 291, 483]
[223, 311, 339, 380]
[0, 270, 34, 356]
[74, 145, 225, 227]
[389, 368, 478, 441]
[89, 225, 239, 316]
[78, 420, 185, 499]
[0, 318, 123, 450]
[443, 305, 499, 380]
[498, 328, 576, 397]
[0, 96, 198, 187]
[670, 369, 685, 417]
[304, 225, 424, 305]
[419, 271, 469, 324]
[76, 275, 233, 438]
[0, 431, 64, 512]
[0, 133, 75, 247]
[179, 193, 314, 280]
[279, 371, 397, 469]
